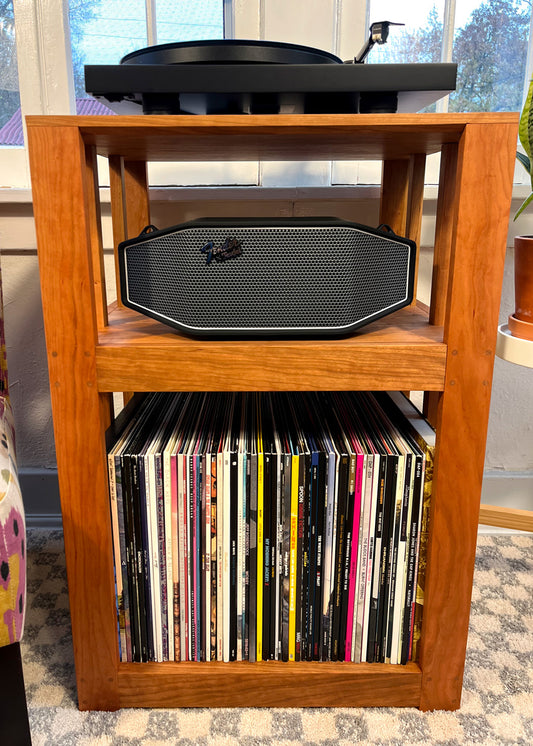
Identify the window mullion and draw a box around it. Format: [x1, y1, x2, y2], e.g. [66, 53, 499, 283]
[232, 0, 260, 39]
[436, 0, 456, 113]
[223, 0, 235, 38]
[337, 0, 369, 61]
[145, 0, 157, 47]
[13, 0, 75, 117]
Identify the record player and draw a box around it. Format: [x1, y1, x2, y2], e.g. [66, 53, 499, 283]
[84, 21, 457, 116]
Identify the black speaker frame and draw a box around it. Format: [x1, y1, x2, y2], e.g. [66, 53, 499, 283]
[118, 217, 417, 339]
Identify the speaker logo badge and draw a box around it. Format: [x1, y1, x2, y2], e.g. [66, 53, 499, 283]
[201, 236, 243, 265]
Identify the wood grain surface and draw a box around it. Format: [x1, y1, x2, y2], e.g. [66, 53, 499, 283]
[117, 662, 421, 709]
[26, 112, 518, 712]
[418, 121, 518, 711]
[26, 113, 518, 162]
[27, 124, 120, 710]
[479, 504, 533, 532]
[95, 305, 446, 392]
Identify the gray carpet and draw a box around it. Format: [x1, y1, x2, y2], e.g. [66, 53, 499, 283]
[21, 529, 533, 746]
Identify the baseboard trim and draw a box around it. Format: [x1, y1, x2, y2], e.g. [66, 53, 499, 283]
[479, 471, 533, 534]
[479, 504, 533, 532]
[480, 471, 533, 508]
[19, 469, 61, 529]
[25, 513, 63, 530]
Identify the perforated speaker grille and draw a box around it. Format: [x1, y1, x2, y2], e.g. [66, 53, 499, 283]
[121, 222, 414, 336]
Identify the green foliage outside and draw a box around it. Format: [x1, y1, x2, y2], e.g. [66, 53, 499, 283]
[449, 0, 530, 112]
[370, 0, 531, 112]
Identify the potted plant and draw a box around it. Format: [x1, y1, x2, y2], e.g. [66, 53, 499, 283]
[511, 78, 533, 340]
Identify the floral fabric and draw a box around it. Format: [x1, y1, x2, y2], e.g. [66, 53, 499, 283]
[0, 268, 7, 395]
[0, 264, 25, 646]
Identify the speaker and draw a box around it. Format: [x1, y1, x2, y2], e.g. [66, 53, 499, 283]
[118, 217, 416, 338]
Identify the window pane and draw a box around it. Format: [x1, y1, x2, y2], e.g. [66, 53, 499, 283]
[69, 0, 224, 110]
[156, 0, 224, 44]
[366, 1, 446, 64]
[449, 0, 530, 112]
[69, 0, 148, 99]
[0, 0, 21, 146]
[368, 0, 531, 112]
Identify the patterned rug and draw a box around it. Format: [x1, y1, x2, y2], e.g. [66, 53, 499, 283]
[20, 529, 533, 746]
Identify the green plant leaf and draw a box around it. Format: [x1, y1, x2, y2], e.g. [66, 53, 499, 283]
[516, 150, 531, 174]
[514, 191, 533, 220]
[519, 78, 533, 157]
[515, 80, 533, 218]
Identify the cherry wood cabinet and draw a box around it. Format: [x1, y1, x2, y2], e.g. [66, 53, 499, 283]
[26, 112, 517, 711]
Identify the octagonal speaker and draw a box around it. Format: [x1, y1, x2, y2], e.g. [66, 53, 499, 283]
[118, 217, 416, 339]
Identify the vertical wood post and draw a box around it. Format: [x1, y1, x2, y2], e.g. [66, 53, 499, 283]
[379, 159, 410, 235]
[123, 160, 151, 238]
[109, 155, 128, 308]
[109, 158, 151, 305]
[424, 143, 459, 425]
[418, 122, 517, 711]
[27, 124, 120, 711]
[406, 153, 427, 304]
[430, 143, 460, 326]
[85, 145, 108, 328]
[109, 157, 149, 405]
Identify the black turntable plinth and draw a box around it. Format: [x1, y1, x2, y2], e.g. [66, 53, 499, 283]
[84, 36, 457, 116]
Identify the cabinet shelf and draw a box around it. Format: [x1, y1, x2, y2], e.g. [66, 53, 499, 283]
[25, 112, 514, 161]
[116, 661, 422, 709]
[96, 304, 446, 392]
[27, 112, 518, 712]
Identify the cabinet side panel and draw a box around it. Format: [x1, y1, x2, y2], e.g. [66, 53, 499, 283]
[26, 124, 120, 711]
[419, 122, 518, 711]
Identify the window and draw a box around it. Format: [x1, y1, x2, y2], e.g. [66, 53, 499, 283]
[0, 0, 226, 156]
[449, 0, 531, 113]
[69, 0, 225, 101]
[367, 0, 531, 113]
[366, 1, 446, 65]
[0, 0, 20, 145]
[2, 0, 533, 188]
[156, 0, 224, 45]
[69, 0, 149, 99]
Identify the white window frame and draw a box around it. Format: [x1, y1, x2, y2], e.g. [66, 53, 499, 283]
[2, 0, 533, 190]
[3, 0, 75, 187]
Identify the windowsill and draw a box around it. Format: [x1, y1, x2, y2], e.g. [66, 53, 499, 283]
[1, 183, 532, 250]
[0, 184, 386, 204]
[0, 188, 34, 203]
[1, 183, 531, 205]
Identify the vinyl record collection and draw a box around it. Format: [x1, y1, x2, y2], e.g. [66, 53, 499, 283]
[107, 390, 435, 665]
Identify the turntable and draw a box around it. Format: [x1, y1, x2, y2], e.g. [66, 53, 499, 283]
[84, 21, 457, 116]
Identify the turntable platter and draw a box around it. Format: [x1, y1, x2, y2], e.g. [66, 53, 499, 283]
[121, 39, 343, 66]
